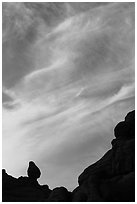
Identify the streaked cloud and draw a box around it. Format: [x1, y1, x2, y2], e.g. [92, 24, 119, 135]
[2, 2, 134, 190]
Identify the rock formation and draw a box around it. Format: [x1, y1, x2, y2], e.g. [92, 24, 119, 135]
[2, 110, 135, 202]
[47, 187, 72, 202]
[73, 110, 135, 202]
[2, 163, 50, 202]
[27, 161, 41, 180]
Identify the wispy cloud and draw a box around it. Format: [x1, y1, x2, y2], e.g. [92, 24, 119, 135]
[2, 2, 134, 190]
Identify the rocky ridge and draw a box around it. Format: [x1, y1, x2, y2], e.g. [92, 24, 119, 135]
[2, 110, 135, 202]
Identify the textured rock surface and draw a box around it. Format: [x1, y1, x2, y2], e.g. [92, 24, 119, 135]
[2, 110, 135, 202]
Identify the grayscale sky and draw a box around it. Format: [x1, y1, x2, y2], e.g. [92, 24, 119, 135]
[2, 2, 134, 190]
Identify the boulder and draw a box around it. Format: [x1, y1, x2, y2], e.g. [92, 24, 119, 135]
[27, 161, 41, 180]
[48, 187, 71, 201]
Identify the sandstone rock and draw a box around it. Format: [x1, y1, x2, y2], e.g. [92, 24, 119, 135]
[27, 161, 41, 180]
[114, 121, 131, 139]
[78, 149, 113, 186]
[99, 171, 135, 202]
[72, 177, 104, 202]
[2, 164, 51, 202]
[125, 110, 135, 137]
[74, 110, 135, 202]
[111, 138, 135, 175]
[125, 110, 135, 123]
[48, 187, 71, 201]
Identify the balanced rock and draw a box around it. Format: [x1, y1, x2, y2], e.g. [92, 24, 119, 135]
[2, 168, 50, 202]
[27, 161, 41, 180]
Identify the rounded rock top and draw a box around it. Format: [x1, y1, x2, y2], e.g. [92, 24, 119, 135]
[27, 161, 41, 179]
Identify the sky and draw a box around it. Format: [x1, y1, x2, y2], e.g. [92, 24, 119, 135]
[2, 2, 135, 190]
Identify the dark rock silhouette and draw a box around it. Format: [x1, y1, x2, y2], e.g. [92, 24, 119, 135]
[2, 164, 50, 202]
[47, 187, 72, 202]
[26, 161, 41, 187]
[2, 110, 135, 202]
[74, 110, 135, 202]
[27, 161, 41, 180]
